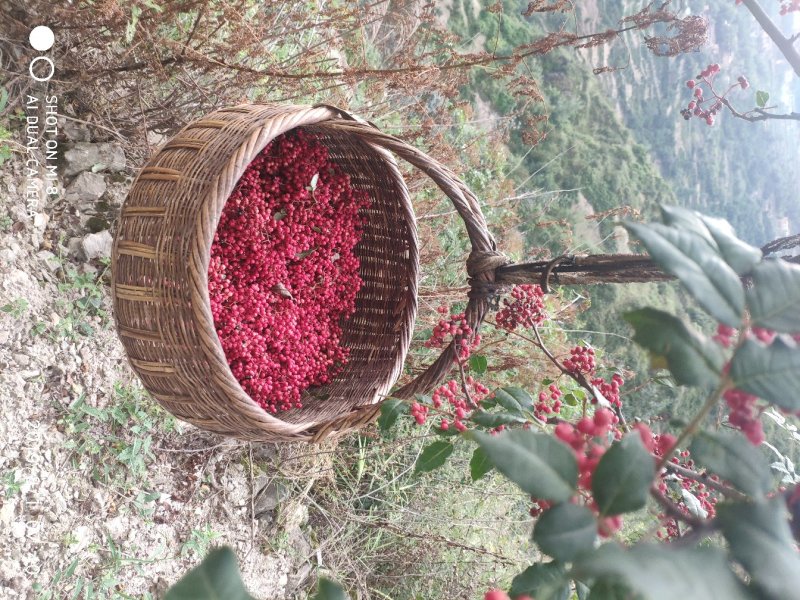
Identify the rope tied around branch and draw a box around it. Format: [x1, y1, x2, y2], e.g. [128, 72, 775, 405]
[466, 249, 512, 302]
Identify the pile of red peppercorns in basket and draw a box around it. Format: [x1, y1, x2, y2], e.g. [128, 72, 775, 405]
[208, 130, 371, 414]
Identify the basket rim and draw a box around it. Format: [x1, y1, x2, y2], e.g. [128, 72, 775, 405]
[114, 103, 419, 442]
[189, 104, 418, 437]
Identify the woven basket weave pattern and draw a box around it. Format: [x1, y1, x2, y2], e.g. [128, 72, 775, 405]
[112, 105, 418, 442]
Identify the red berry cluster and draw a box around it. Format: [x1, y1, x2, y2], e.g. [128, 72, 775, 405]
[495, 284, 547, 331]
[552, 408, 625, 536]
[713, 323, 736, 347]
[681, 64, 724, 126]
[591, 373, 624, 408]
[563, 345, 596, 375]
[425, 310, 480, 361]
[716, 325, 780, 444]
[724, 388, 765, 445]
[656, 445, 720, 540]
[208, 130, 370, 413]
[682, 63, 750, 126]
[632, 425, 719, 541]
[411, 376, 490, 431]
[484, 589, 532, 600]
[752, 326, 777, 345]
[528, 498, 552, 518]
[534, 383, 563, 420]
[632, 424, 677, 458]
[410, 401, 429, 426]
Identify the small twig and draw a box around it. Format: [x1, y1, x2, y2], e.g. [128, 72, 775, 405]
[60, 115, 127, 142]
[664, 462, 748, 502]
[650, 486, 705, 529]
[530, 324, 595, 395]
[718, 96, 800, 122]
[136, 81, 150, 155]
[366, 519, 516, 565]
[456, 357, 476, 408]
[181, 6, 206, 56]
[153, 441, 235, 453]
[248, 443, 255, 556]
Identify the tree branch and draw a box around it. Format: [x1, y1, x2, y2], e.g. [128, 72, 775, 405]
[740, 0, 800, 77]
[720, 96, 800, 122]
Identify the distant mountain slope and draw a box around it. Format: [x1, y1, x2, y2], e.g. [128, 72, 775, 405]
[584, 0, 800, 244]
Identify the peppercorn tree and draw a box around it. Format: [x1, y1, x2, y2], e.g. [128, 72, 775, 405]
[371, 206, 800, 600]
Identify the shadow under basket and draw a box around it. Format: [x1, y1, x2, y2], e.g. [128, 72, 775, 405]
[112, 104, 419, 442]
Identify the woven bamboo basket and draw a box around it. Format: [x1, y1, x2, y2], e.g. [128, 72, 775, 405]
[113, 102, 679, 443]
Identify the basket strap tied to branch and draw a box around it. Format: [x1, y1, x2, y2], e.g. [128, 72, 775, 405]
[466, 249, 512, 300]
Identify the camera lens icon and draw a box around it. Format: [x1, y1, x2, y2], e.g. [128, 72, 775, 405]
[29, 26, 55, 52]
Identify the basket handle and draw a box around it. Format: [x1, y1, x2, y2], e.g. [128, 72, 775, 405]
[320, 117, 675, 399]
[319, 116, 513, 399]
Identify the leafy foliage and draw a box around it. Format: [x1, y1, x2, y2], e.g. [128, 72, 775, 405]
[623, 308, 724, 387]
[380, 205, 799, 599]
[592, 435, 654, 516]
[690, 431, 773, 497]
[414, 441, 454, 474]
[532, 503, 596, 562]
[470, 430, 577, 502]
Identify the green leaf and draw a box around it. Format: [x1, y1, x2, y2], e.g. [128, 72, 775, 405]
[377, 399, 408, 432]
[746, 258, 800, 333]
[164, 547, 255, 600]
[296, 248, 317, 260]
[510, 562, 570, 600]
[660, 206, 761, 275]
[563, 392, 580, 407]
[469, 354, 488, 375]
[586, 579, 639, 600]
[469, 446, 493, 481]
[414, 441, 454, 474]
[313, 578, 349, 600]
[689, 430, 772, 498]
[717, 497, 800, 599]
[142, 0, 165, 12]
[533, 503, 597, 562]
[592, 434, 654, 516]
[623, 308, 725, 388]
[730, 338, 800, 411]
[575, 581, 591, 600]
[489, 388, 524, 415]
[470, 430, 577, 502]
[658, 205, 720, 245]
[499, 386, 533, 411]
[755, 90, 769, 108]
[573, 544, 751, 600]
[470, 410, 527, 428]
[625, 221, 744, 326]
[698, 217, 762, 275]
[0, 87, 9, 114]
[308, 173, 319, 191]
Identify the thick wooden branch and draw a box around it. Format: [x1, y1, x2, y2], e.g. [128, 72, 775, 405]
[490, 232, 800, 288]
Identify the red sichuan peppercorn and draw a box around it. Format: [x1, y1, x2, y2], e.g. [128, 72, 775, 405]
[208, 130, 371, 414]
